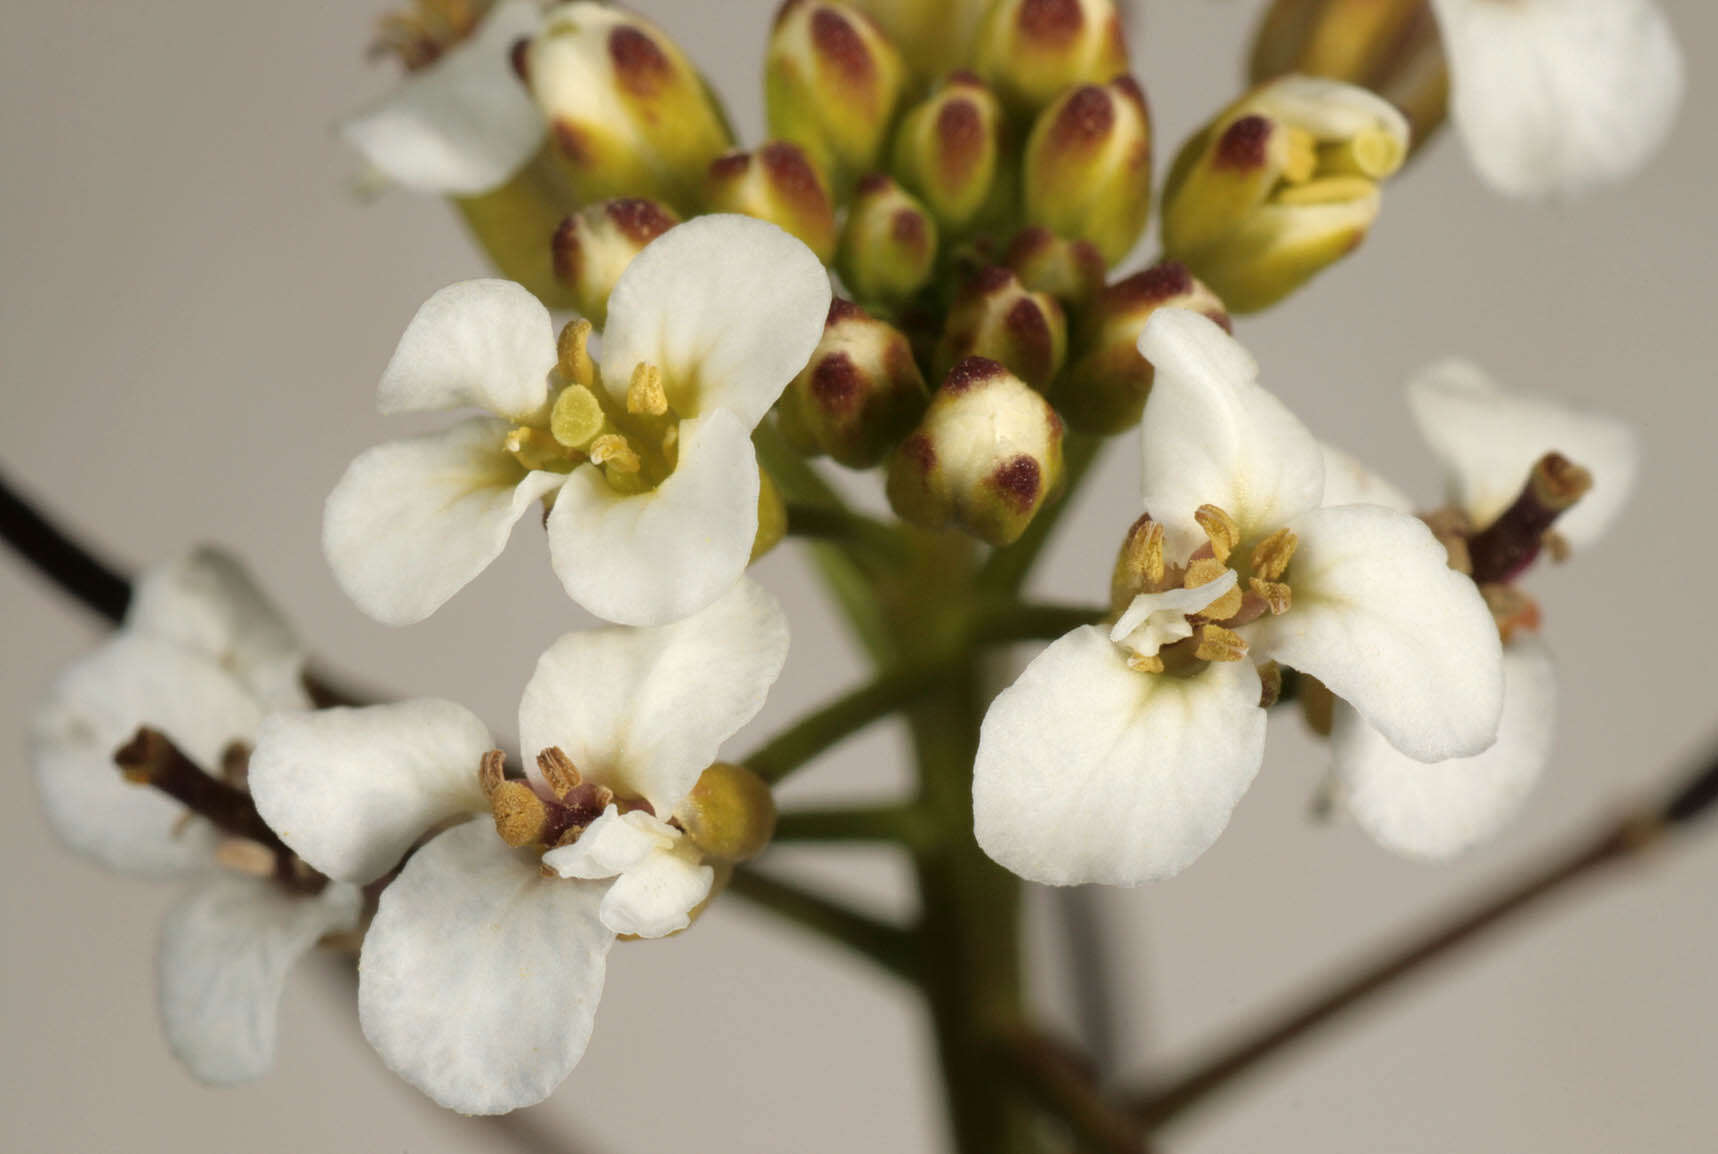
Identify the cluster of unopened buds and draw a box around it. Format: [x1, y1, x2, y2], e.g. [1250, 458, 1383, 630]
[24, 0, 1678, 1134]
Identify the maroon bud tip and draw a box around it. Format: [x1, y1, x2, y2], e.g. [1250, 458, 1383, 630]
[988, 455, 1043, 513]
[826, 298, 868, 325]
[609, 25, 671, 98]
[944, 355, 1009, 393]
[1215, 115, 1272, 170]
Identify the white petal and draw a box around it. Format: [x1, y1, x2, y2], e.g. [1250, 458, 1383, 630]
[377, 279, 557, 419]
[598, 215, 832, 428]
[1333, 640, 1557, 859]
[358, 821, 614, 1115]
[1407, 359, 1638, 550]
[324, 418, 564, 626]
[1318, 442, 1415, 513]
[546, 408, 760, 626]
[1251, 504, 1504, 761]
[973, 626, 1268, 886]
[30, 636, 256, 876]
[249, 701, 493, 885]
[128, 547, 309, 712]
[341, 0, 548, 196]
[541, 806, 671, 880]
[1137, 309, 1325, 554]
[598, 850, 713, 939]
[158, 876, 361, 1084]
[1250, 75, 1411, 144]
[1432, 0, 1682, 199]
[518, 578, 789, 813]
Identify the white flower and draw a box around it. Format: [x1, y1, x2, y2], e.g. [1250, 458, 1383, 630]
[1327, 359, 1637, 858]
[343, 0, 550, 196]
[247, 580, 789, 1113]
[1430, 0, 1682, 199]
[973, 310, 1505, 885]
[29, 549, 361, 1083]
[323, 214, 831, 627]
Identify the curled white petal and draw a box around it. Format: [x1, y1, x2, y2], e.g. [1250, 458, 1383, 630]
[323, 418, 564, 626]
[598, 850, 713, 939]
[158, 876, 361, 1084]
[249, 701, 493, 885]
[974, 626, 1267, 886]
[599, 215, 832, 428]
[1407, 359, 1637, 550]
[1431, 0, 1682, 199]
[546, 408, 761, 626]
[1333, 640, 1557, 860]
[1318, 442, 1415, 514]
[358, 821, 615, 1115]
[519, 578, 789, 812]
[1137, 310, 1325, 554]
[1251, 504, 1504, 761]
[541, 806, 671, 880]
[341, 0, 548, 196]
[1109, 569, 1238, 659]
[377, 279, 557, 419]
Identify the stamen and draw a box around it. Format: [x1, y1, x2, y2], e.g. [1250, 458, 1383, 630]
[536, 746, 582, 798]
[1194, 504, 1239, 564]
[1127, 653, 1165, 673]
[1317, 129, 1404, 180]
[1467, 452, 1592, 585]
[1249, 528, 1298, 581]
[1111, 515, 1168, 609]
[489, 781, 550, 848]
[1184, 558, 1243, 619]
[557, 319, 597, 387]
[626, 362, 669, 416]
[1191, 623, 1247, 662]
[589, 433, 641, 473]
[478, 749, 507, 798]
[1256, 661, 1284, 708]
[1248, 576, 1292, 615]
[1281, 125, 1318, 184]
[506, 425, 576, 472]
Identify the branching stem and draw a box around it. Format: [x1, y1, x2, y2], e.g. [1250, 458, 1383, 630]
[726, 865, 919, 981]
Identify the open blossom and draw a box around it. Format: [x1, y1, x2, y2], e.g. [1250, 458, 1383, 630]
[247, 580, 788, 1113]
[973, 309, 1505, 885]
[323, 214, 830, 626]
[1322, 360, 1638, 858]
[29, 549, 360, 1083]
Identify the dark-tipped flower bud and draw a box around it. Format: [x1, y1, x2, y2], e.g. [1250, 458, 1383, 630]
[781, 300, 929, 468]
[887, 357, 1064, 545]
[972, 0, 1129, 115]
[766, 1, 908, 191]
[1053, 261, 1229, 433]
[1004, 226, 1106, 311]
[529, 3, 734, 214]
[1161, 75, 1409, 313]
[551, 198, 680, 326]
[704, 141, 839, 261]
[848, 0, 990, 79]
[937, 267, 1067, 393]
[891, 73, 1009, 238]
[837, 174, 939, 308]
[1023, 76, 1152, 266]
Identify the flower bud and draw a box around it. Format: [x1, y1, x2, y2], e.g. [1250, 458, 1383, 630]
[972, 0, 1129, 115]
[765, 1, 908, 191]
[703, 141, 839, 262]
[837, 174, 939, 308]
[887, 357, 1064, 545]
[550, 197, 680, 326]
[937, 267, 1067, 393]
[849, 0, 989, 78]
[891, 73, 1009, 237]
[1249, 0, 1447, 152]
[1161, 75, 1409, 313]
[1022, 76, 1152, 266]
[528, 2, 734, 214]
[1053, 261, 1229, 433]
[781, 300, 929, 468]
[676, 762, 777, 864]
[1003, 226, 1106, 310]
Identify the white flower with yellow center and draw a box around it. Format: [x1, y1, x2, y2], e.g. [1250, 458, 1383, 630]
[247, 580, 788, 1114]
[323, 214, 830, 626]
[973, 310, 1505, 885]
[1322, 360, 1637, 859]
[30, 549, 361, 1083]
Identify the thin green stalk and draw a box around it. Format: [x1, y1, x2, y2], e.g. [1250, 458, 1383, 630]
[772, 803, 928, 848]
[727, 866, 918, 981]
[1000, 1027, 1150, 1154]
[784, 501, 909, 569]
[972, 600, 1106, 645]
[741, 664, 940, 785]
[977, 433, 1105, 594]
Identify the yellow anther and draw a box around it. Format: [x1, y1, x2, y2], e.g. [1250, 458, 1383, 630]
[478, 749, 507, 799]
[536, 746, 582, 799]
[589, 434, 641, 473]
[626, 362, 669, 416]
[1281, 125, 1319, 184]
[1111, 516, 1169, 609]
[1256, 661, 1283, 708]
[1192, 623, 1248, 663]
[1185, 557, 1244, 620]
[1273, 175, 1377, 206]
[550, 383, 607, 451]
[1248, 576, 1293, 616]
[1127, 653, 1166, 674]
[1194, 504, 1240, 564]
[1317, 128, 1405, 181]
[505, 425, 574, 472]
[557, 319, 597, 387]
[489, 781, 549, 848]
[1250, 528, 1299, 581]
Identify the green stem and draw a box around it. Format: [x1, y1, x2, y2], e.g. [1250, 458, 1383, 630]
[727, 866, 919, 982]
[972, 600, 1106, 645]
[784, 501, 908, 568]
[977, 433, 1105, 595]
[1000, 1027, 1150, 1154]
[741, 664, 940, 785]
[772, 803, 929, 848]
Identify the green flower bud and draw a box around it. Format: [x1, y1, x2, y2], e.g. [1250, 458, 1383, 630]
[454, 148, 582, 311]
[1003, 226, 1106, 312]
[887, 357, 1065, 546]
[1161, 75, 1409, 314]
[937, 266, 1067, 393]
[782, 300, 929, 468]
[1022, 76, 1152, 266]
[765, 0, 908, 192]
[528, 2, 734, 214]
[890, 72, 1009, 238]
[703, 141, 839, 262]
[972, 0, 1129, 116]
[1249, 0, 1447, 153]
[550, 197, 680, 326]
[848, 0, 989, 79]
[676, 762, 777, 864]
[837, 174, 939, 308]
[1053, 260, 1229, 434]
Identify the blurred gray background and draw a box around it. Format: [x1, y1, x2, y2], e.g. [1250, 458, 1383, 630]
[3, 1, 1715, 1150]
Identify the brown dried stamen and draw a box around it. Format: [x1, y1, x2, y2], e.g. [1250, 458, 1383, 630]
[1466, 452, 1592, 585]
[1194, 504, 1239, 563]
[481, 747, 617, 850]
